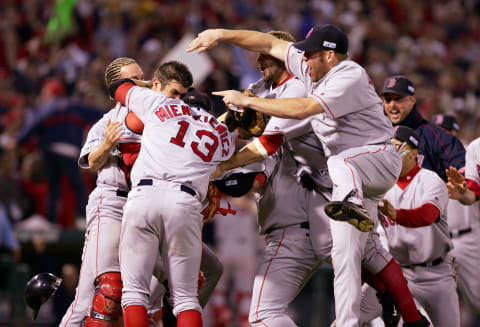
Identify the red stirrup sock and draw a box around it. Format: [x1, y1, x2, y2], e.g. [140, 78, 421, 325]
[123, 305, 149, 327]
[362, 267, 387, 293]
[377, 259, 421, 323]
[177, 309, 203, 327]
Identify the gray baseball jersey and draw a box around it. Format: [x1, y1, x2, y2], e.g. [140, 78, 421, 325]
[248, 77, 331, 189]
[380, 168, 452, 265]
[465, 137, 480, 197]
[449, 137, 480, 312]
[78, 106, 130, 192]
[256, 148, 310, 234]
[284, 43, 394, 157]
[119, 85, 234, 199]
[61, 104, 139, 327]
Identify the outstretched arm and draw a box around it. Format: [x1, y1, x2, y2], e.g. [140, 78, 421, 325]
[212, 142, 263, 179]
[212, 90, 323, 119]
[187, 29, 288, 62]
[446, 166, 477, 205]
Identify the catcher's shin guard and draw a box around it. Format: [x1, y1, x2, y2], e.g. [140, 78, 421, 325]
[85, 272, 123, 326]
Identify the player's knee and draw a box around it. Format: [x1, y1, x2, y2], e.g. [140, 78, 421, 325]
[91, 272, 123, 321]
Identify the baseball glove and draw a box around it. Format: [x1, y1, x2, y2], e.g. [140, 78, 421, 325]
[201, 183, 222, 222]
[224, 89, 267, 137]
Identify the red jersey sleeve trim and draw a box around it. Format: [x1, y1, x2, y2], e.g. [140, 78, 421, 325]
[258, 134, 284, 156]
[115, 82, 136, 105]
[394, 203, 440, 228]
[466, 179, 480, 199]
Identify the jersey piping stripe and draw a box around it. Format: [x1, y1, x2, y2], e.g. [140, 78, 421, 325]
[343, 144, 388, 206]
[255, 228, 286, 323]
[311, 93, 334, 118]
[285, 43, 294, 75]
[95, 195, 102, 276]
[368, 231, 389, 264]
[60, 227, 90, 326]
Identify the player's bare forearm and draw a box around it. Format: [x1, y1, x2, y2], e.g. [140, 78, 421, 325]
[456, 188, 477, 205]
[246, 96, 322, 118]
[213, 142, 263, 179]
[213, 91, 322, 119]
[187, 29, 288, 61]
[130, 79, 153, 88]
[88, 142, 115, 172]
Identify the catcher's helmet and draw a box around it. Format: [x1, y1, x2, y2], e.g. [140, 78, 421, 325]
[182, 87, 212, 112]
[24, 272, 62, 320]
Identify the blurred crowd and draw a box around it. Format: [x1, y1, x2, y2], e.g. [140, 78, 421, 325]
[0, 0, 480, 326]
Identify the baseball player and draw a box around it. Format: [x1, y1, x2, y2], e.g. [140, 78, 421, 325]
[188, 25, 403, 326]
[373, 126, 458, 327]
[59, 57, 144, 327]
[432, 114, 480, 314]
[382, 78, 478, 315]
[109, 73, 235, 327]
[206, 31, 424, 327]
[60, 60, 222, 327]
[446, 136, 480, 313]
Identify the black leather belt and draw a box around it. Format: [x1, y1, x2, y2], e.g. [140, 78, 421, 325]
[449, 227, 472, 238]
[266, 221, 309, 234]
[116, 190, 129, 198]
[137, 179, 196, 197]
[406, 256, 443, 269]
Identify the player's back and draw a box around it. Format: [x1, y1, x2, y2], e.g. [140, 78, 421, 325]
[120, 87, 234, 199]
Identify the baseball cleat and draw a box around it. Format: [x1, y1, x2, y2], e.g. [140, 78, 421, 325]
[377, 292, 400, 327]
[324, 201, 374, 232]
[403, 312, 430, 326]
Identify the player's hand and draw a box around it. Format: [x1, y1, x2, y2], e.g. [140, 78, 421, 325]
[131, 79, 153, 88]
[186, 29, 222, 54]
[446, 166, 467, 199]
[378, 199, 397, 220]
[210, 164, 224, 180]
[104, 120, 123, 149]
[212, 90, 250, 109]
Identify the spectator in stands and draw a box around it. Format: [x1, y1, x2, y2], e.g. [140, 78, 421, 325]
[16, 79, 102, 224]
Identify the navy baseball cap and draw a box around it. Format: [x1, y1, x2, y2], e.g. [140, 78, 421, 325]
[382, 76, 415, 97]
[294, 24, 348, 54]
[394, 126, 420, 149]
[432, 114, 460, 132]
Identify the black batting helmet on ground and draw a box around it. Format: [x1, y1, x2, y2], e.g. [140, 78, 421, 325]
[24, 272, 62, 319]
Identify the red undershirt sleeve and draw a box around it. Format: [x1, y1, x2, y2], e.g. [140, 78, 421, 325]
[254, 172, 267, 188]
[466, 179, 480, 200]
[394, 203, 440, 228]
[114, 82, 136, 105]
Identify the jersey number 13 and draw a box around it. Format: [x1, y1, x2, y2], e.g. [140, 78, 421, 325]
[170, 121, 218, 162]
